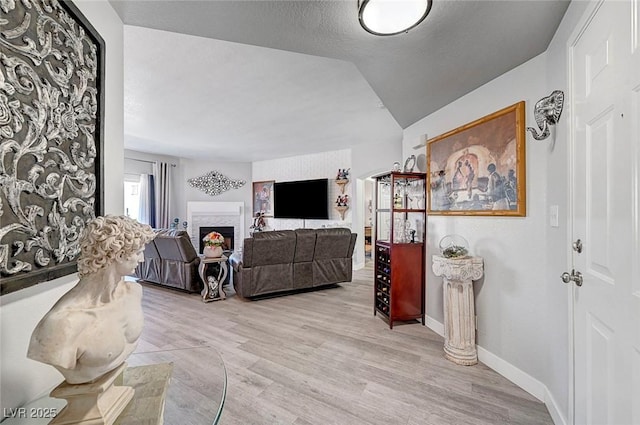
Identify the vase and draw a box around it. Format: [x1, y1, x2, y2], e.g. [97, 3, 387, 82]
[203, 245, 223, 258]
[439, 234, 469, 259]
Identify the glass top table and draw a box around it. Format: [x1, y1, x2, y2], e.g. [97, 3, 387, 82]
[2, 347, 227, 425]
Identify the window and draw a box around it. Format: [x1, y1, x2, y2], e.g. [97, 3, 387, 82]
[124, 174, 141, 220]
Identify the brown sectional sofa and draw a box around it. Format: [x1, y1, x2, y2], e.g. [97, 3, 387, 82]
[134, 229, 202, 293]
[229, 228, 357, 298]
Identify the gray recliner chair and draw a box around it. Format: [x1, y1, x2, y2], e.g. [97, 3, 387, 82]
[135, 229, 202, 293]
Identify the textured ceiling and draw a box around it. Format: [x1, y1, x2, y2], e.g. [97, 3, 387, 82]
[110, 0, 570, 161]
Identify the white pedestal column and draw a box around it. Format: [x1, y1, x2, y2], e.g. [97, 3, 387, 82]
[432, 255, 484, 366]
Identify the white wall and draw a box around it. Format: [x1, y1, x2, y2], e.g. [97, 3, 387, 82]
[364, 179, 373, 227]
[351, 140, 403, 268]
[404, 52, 550, 393]
[0, 0, 124, 412]
[253, 149, 352, 229]
[177, 158, 253, 237]
[124, 149, 253, 237]
[402, 2, 592, 421]
[124, 149, 181, 221]
[251, 144, 403, 268]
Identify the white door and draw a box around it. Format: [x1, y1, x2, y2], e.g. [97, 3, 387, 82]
[570, 1, 640, 424]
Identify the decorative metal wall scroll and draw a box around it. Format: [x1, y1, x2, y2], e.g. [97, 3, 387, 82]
[0, 0, 105, 295]
[188, 171, 246, 196]
[527, 90, 565, 141]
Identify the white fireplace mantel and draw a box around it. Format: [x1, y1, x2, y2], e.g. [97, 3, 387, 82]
[186, 202, 245, 251]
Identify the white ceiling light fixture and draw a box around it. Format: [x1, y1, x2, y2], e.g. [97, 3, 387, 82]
[358, 0, 433, 36]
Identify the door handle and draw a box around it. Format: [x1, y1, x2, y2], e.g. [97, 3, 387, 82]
[561, 269, 583, 287]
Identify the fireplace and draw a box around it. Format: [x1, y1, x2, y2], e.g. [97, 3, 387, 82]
[187, 201, 245, 253]
[199, 226, 234, 254]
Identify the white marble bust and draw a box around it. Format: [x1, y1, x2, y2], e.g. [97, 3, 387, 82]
[27, 215, 155, 384]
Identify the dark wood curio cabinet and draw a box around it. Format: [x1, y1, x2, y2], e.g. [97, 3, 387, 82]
[373, 171, 426, 329]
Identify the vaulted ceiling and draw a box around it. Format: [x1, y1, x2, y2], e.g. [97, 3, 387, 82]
[110, 0, 570, 162]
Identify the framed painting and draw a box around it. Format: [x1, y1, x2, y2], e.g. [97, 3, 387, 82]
[252, 181, 275, 217]
[0, 0, 105, 295]
[427, 101, 526, 216]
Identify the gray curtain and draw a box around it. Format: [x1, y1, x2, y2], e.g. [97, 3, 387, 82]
[153, 161, 172, 229]
[138, 173, 155, 227]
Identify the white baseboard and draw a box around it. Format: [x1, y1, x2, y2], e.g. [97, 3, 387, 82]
[544, 387, 568, 425]
[425, 315, 444, 337]
[476, 345, 546, 401]
[425, 316, 565, 425]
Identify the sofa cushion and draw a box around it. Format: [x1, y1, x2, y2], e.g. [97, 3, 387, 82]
[313, 228, 352, 259]
[313, 258, 352, 286]
[293, 229, 316, 263]
[154, 230, 199, 262]
[252, 229, 295, 241]
[251, 264, 294, 296]
[142, 238, 161, 259]
[293, 262, 313, 288]
[250, 230, 296, 266]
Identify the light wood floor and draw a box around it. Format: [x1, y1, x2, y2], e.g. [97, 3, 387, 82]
[129, 264, 553, 425]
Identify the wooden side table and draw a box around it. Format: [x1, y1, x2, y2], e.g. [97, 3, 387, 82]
[432, 255, 484, 365]
[198, 255, 228, 303]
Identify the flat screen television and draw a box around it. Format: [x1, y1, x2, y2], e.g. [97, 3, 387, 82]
[274, 179, 329, 219]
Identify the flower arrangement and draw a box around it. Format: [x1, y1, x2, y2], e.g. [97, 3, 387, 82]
[203, 231, 225, 247]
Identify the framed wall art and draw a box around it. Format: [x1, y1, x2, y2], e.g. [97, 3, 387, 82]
[427, 101, 526, 216]
[0, 0, 105, 295]
[252, 181, 275, 217]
